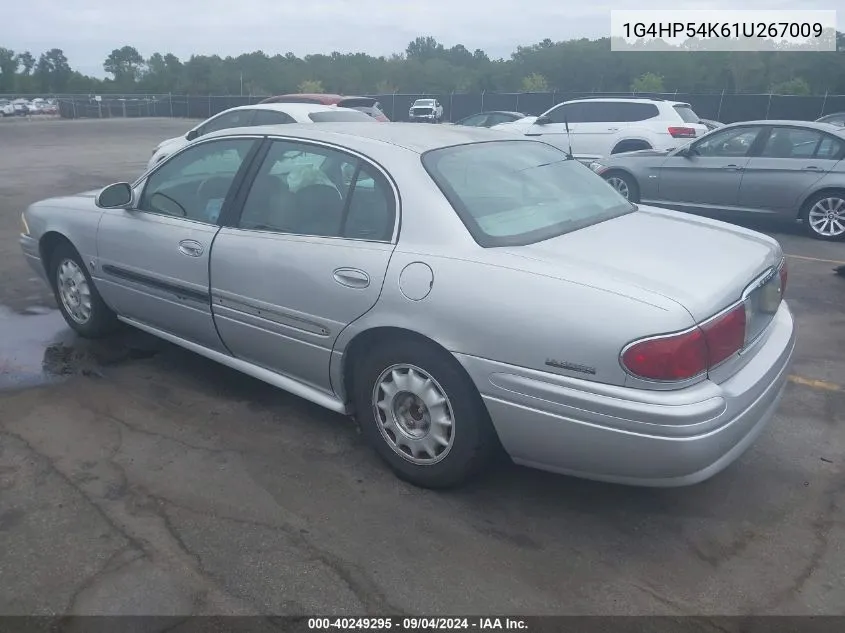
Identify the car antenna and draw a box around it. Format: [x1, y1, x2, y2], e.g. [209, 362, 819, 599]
[563, 113, 574, 160]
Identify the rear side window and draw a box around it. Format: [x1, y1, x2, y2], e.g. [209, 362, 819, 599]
[252, 110, 297, 125]
[422, 140, 633, 247]
[673, 105, 701, 123]
[618, 103, 660, 122]
[308, 110, 373, 122]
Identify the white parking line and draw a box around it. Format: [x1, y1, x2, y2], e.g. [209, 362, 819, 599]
[785, 253, 845, 266]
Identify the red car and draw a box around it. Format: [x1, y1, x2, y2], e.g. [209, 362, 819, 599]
[260, 94, 390, 121]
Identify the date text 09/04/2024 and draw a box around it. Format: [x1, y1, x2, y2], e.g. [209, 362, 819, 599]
[307, 618, 529, 630]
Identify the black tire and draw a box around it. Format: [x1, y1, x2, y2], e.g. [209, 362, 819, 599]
[49, 242, 119, 338]
[800, 191, 845, 241]
[351, 338, 499, 489]
[603, 170, 640, 203]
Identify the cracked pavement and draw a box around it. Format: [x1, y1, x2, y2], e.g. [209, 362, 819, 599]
[0, 118, 844, 616]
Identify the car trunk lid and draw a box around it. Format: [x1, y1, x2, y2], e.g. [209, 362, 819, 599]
[501, 205, 783, 323]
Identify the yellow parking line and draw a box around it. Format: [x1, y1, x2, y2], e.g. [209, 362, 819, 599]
[785, 253, 845, 266]
[788, 375, 842, 392]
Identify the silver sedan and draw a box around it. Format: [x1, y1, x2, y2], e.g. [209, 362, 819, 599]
[19, 123, 796, 489]
[590, 120, 845, 241]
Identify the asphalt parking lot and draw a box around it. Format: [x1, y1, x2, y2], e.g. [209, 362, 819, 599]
[1, 117, 844, 617]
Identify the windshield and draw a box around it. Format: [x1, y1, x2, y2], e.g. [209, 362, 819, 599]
[308, 110, 373, 122]
[415, 100, 434, 106]
[422, 140, 634, 247]
[673, 105, 701, 123]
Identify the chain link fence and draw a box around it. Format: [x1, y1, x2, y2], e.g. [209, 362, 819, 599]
[4, 91, 844, 124]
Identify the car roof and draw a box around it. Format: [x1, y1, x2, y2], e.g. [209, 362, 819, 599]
[722, 119, 845, 136]
[225, 102, 349, 115]
[202, 121, 529, 154]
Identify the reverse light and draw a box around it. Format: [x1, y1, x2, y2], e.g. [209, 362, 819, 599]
[621, 303, 748, 382]
[779, 260, 788, 297]
[668, 126, 697, 138]
[20, 212, 30, 236]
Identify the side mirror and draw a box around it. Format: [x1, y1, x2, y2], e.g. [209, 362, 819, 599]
[535, 115, 552, 125]
[186, 129, 199, 141]
[677, 145, 696, 158]
[96, 182, 133, 209]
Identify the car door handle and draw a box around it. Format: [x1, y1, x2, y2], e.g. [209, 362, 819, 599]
[178, 239, 204, 257]
[723, 164, 744, 171]
[802, 166, 823, 171]
[333, 268, 370, 289]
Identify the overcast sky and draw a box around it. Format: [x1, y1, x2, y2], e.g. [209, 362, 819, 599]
[1, 0, 841, 77]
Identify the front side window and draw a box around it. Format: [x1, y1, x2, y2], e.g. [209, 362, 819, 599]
[548, 102, 591, 124]
[693, 126, 763, 157]
[422, 140, 633, 247]
[138, 139, 255, 223]
[198, 109, 254, 137]
[238, 140, 395, 240]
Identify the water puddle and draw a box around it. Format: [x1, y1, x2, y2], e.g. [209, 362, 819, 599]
[0, 306, 161, 392]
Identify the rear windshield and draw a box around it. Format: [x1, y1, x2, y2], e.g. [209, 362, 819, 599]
[673, 104, 701, 123]
[308, 110, 374, 122]
[422, 140, 634, 247]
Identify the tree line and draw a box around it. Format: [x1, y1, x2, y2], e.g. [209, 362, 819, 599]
[1, 34, 845, 97]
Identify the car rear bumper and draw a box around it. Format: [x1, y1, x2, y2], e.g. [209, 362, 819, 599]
[454, 301, 796, 487]
[20, 234, 47, 281]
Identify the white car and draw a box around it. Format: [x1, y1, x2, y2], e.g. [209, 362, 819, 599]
[408, 99, 443, 123]
[147, 103, 375, 170]
[0, 100, 14, 117]
[492, 97, 709, 163]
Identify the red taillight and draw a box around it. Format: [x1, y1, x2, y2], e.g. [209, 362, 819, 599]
[621, 303, 748, 381]
[668, 126, 696, 138]
[621, 329, 709, 381]
[700, 304, 747, 367]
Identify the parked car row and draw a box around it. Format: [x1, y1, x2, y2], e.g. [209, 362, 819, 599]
[0, 97, 58, 116]
[21, 106, 798, 490]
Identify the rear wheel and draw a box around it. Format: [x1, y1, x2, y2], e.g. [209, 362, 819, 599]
[801, 191, 845, 241]
[49, 242, 118, 337]
[351, 338, 498, 489]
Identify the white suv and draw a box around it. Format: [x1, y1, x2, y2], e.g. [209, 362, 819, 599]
[492, 97, 708, 162]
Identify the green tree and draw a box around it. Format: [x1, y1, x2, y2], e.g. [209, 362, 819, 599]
[34, 49, 71, 92]
[0, 47, 18, 92]
[521, 73, 549, 92]
[16, 51, 35, 75]
[770, 77, 811, 95]
[104, 46, 145, 84]
[631, 72, 665, 93]
[297, 79, 325, 93]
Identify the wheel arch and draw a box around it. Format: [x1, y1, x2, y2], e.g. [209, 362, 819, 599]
[337, 325, 470, 413]
[611, 138, 653, 154]
[797, 186, 845, 220]
[38, 231, 77, 275]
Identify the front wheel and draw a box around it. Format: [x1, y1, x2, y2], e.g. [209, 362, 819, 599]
[603, 171, 640, 203]
[352, 339, 499, 489]
[49, 242, 119, 337]
[802, 192, 845, 241]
